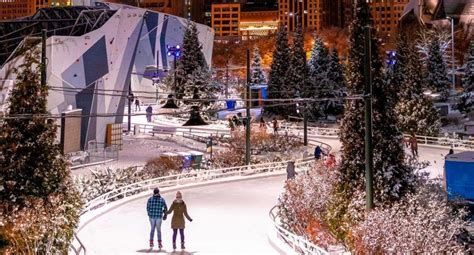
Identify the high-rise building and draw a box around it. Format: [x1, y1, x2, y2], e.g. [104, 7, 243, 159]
[240, 10, 278, 40]
[0, 0, 71, 20]
[321, 0, 353, 28]
[370, 0, 408, 36]
[278, 0, 323, 32]
[211, 3, 240, 38]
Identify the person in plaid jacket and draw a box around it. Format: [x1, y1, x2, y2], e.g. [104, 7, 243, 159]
[147, 188, 168, 249]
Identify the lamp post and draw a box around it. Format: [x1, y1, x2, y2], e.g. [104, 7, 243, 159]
[295, 90, 308, 146]
[363, 25, 374, 210]
[163, 44, 181, 109]
[447, 17, 456, 93]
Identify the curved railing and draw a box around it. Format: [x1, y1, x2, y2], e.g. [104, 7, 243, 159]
[269, 206, 330, 255]
[285, 124, 474, 150]
[81, 159, 315, 215]
[72, 123, 338, 254]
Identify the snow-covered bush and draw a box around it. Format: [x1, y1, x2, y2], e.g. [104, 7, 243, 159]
[278, 162, 340, 249]
[74, 160, 182, 203]
[143, 157, 181, 177]
[211, 131, 304, 168]
[217, 130, 303, 154]
[0, 187, 82, 254]
[350, 178, 470, 253]
[74, 167, 146, 202]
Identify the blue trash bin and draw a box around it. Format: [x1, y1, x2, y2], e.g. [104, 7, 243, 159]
[226, 100, 236, 110]
[178, 152, 192, 169]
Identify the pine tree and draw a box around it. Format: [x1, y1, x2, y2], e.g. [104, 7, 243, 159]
[286, 24, 309, 116]
[164, 22, 216, 110]
[0, 50, 69, 201]
[251, 47, 266, 85]
[267, 26, 291, 115]
[325, 50, 346, 115]
[0, 48, 81, 253]
[395, 35, 440, 136]
[462, 40, 474, 92]
[307, 35, 330, 118]
[337, 2, 414, 205]
[425, 37, 451, 100]
[454, 41, 474, 114]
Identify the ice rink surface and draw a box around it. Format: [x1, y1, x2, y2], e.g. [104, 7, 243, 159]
[78, 175, 287, 255]
[78, 114, 452, 254]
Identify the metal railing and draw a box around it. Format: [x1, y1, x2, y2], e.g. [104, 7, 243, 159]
[71, 132, 333, 254]
[81, 159, 314, 214]
[285, 123, 474, 150]
[70, 232, 86, 255]
[269, 206, 329, 255]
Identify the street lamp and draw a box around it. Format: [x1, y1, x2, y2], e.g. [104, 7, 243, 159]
[295, 90, 308, 146]
[162, 44, 181, 109]
[447, 16, 455, 93]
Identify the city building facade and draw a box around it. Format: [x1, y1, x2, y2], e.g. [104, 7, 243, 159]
[370, 0, 408, 36]
[278, 0, 323, 32]
[0, 0, 71, 19]
[211, 3, 240, 38]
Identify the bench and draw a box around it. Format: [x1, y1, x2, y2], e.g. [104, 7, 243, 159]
[150, 126, 177, 136]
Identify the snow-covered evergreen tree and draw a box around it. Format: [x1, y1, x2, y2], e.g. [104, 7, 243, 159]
[462, 40, 474, 92]
[288, 24, 308, 92]
[425, 37, 451, 101]
[286, 24, 309, 116]
[163, 22, 216, 110]
[454, 41, 474, 114]
[251, 46, 265, 85]
[306, 35, 330, 118]
[325, 50, 346, 115]
[395, 35, 440, 136]
[267, 26, 291, 115]
[337, 1, 415, 205]
[0, 47, 81, 253]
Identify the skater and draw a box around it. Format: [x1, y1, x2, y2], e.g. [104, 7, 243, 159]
[325, 154, 336, 168]
[410, 133, 418, 157]
[286, 160, 296, 180]
[314, 145, 323, 160]
[259, 117, 266, 131]
[146, 105, 153, 123]
[228, 118, 235, 132]
[232, 115, 241, 128]
[448, 148, 454, 155]
[135, 97, 141, 111]
[146, 188, 168, 249]
[272, 118, 279, 135]
[167, 191, 193, 250]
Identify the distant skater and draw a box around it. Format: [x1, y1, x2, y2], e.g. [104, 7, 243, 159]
[146, 105, 153, 123]
[410, 133, 418, 157]
[146, 188, 168, 249]
[272, 118, 279, 135]
[259, 117, 266, 131]
[314, 145, 323, 160]
[167, 191, 193, 250]
[135, 97, 141, 111]
[228, 118, 235, 132]
[286, 160, 296, 180]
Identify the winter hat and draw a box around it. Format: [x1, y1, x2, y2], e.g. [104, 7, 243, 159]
[153, 188, 160, 195]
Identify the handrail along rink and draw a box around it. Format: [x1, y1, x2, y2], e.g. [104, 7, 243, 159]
[269, 206, 329, 255]
[81, 159, 315, 214]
